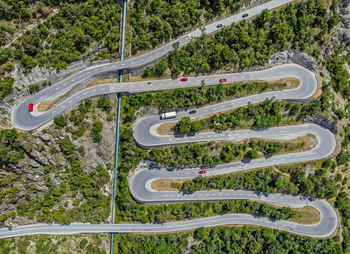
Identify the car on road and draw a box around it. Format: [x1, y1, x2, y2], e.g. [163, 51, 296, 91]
[219, 78, 227, 82]
[147, 81, 152, 84]
[180, 77, 188, 82]
[199, 170, 207, 174]
[242, 13, 249, 18]
[173, 42, 180, 47]
[216, 24, 223, 28]
[189, 109, 197, 114]
[28, 103, 33, 112]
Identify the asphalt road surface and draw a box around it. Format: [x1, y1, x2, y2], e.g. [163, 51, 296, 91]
[4, 0, 339, 240]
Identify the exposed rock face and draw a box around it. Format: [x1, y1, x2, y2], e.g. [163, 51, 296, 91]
[320, 1, 350, 59]
[11, 65, 53, 90]
[34, 184, 49, 193]
[336, 1, 350, 44]
[39, 133, 52, 142]
[266, 50, 317, 71]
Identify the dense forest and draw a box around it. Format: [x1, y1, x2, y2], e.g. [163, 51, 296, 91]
[4, 0, 121, 70]
[130, 0, 253, 54]
[116, 226, 342, 254]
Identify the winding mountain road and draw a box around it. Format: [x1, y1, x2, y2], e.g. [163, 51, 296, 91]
[12, 0, 296, 130]
[3, 0, 339, 240]
[129, 66, 338, 238]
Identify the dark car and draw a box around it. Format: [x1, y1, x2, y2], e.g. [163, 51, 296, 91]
[173, 42, 180, 47]
[216, 24, 223, 28]
[147, 81, 152, 84]
[189, 109, 197, 114]
[28, 103, 33, 112]
[242, 13, 249, 18]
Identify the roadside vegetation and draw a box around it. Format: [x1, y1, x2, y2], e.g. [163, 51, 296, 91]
[149, 138, 309, 168]
[180, 162, 339, 197]
[115, 226, 341, 253]
[172, 99, 320, 133]
[122, 80, 290, 122]
[130, 0, 255, 55]
[0, 0, 121, 70]
[143, 0, 337, 77]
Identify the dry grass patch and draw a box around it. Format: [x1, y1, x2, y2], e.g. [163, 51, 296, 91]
[151, 179, 185, 191]
[289, 206, 321, 224]
[273, 77, 300, 89]
[85, 78, 118, 88]
[37, 97, 60, 112]
[156, 122, 174, 135]
[254, 201, 320, 225]
[320, 0, 332, 7]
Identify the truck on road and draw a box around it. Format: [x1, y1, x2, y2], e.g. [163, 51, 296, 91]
[160, 111, 176, 120]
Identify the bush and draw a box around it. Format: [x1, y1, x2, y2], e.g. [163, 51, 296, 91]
[54, 115, 67, 128]
[0, 48, 11, 65]
[97, 97, 112, 112]
[337, 151, 350, 165]
[91, 121, 103, 143]
[0, 76, 14, 102]
[28, 84, 40, 94]
[245, 149, 259, 160]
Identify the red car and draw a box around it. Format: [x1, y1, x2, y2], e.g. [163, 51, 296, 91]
[180, 77, 188, 82]
[199, 170, 207, 174]
[28, 103, 33, 112]
[219, 78, 227, 82]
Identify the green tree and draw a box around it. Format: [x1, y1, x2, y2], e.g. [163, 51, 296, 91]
[20, 56, 36, 70]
